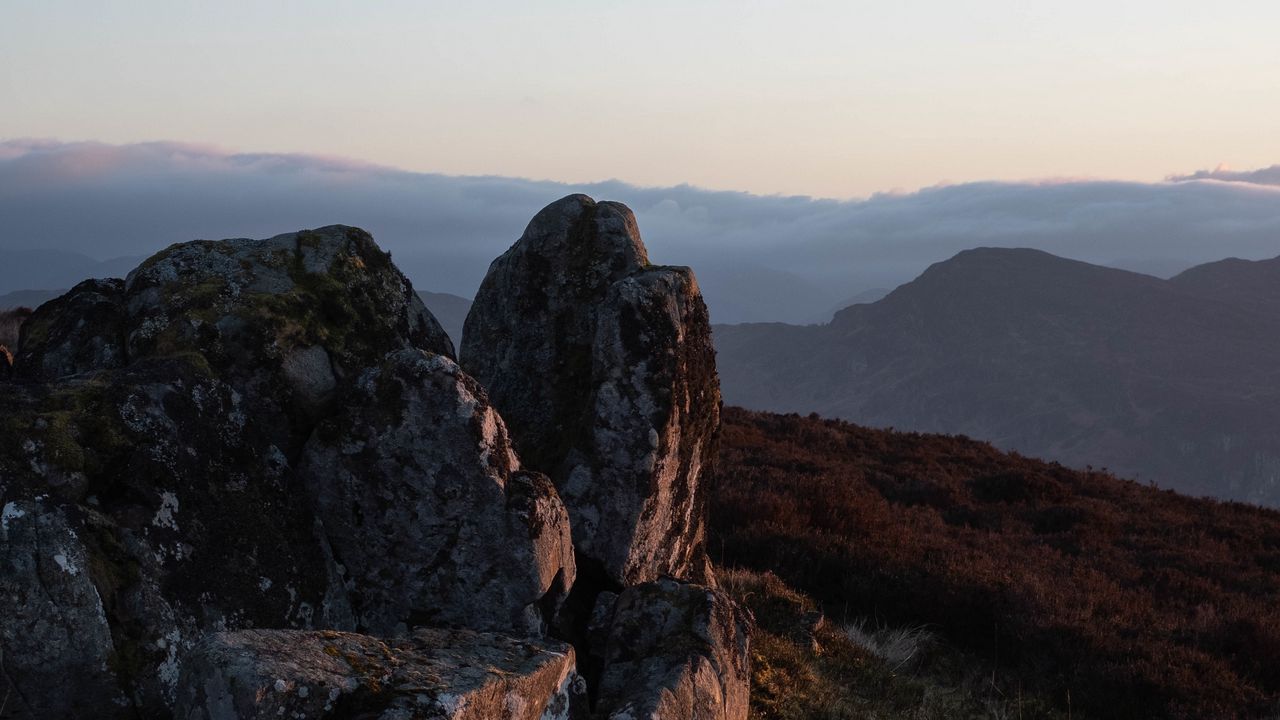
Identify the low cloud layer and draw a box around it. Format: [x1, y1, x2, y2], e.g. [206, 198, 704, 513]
[1168, 164, 1280, 187]
[4, 140, 1280, 324]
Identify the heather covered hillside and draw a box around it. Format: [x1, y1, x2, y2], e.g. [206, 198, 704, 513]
[710, 407, 1280, 720]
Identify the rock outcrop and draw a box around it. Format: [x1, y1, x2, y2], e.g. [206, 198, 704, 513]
[591, 579, 751, 720]
[0, 226, 573, 718]
[300, 348, 574, 636]
[1, 206, 748, 720]
[461, 195, 721, 588]
[0, 498, 130, 717]
[175, 628, 586, 720]
[14, 279, 128, 381]
[122, 226, 454, 450]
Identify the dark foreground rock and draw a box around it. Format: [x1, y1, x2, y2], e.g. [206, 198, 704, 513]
[2, 207, 748, 720]
[0, 227, 573, 718]
[591, 578, 751, 720]
[175, 628, 586, 720]
[14, 278, 128, 381]
[301, 348, 575, 636]
[461, 195, 721, 588]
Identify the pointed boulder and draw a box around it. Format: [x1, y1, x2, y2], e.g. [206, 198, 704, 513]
[461, 195, 720, 587]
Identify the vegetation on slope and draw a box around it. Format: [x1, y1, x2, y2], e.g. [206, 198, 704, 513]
[721, 567, 1071, 719]
[710, 407, 1280, 720]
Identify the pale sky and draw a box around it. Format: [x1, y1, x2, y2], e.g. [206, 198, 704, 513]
[3, 1, 1279, 197]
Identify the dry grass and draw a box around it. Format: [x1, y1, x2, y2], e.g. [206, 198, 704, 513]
[721, 568, 1068, 720]
[842, 619, 934, 672]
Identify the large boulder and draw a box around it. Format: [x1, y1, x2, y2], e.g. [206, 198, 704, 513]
[174, 628, 587, 720]
[461, 195, 721, 587]
[14, 278, 128, 381]
[300, 348, 575, 636]
[0, 357, 339, 711]
[0, 227, 573, 718]
[0, 499, 130, 718]
[590, 578, 751, 720]
[121, 225, 454, 450]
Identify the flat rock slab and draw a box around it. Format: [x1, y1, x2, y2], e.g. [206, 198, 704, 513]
[175, 627, 588, 720]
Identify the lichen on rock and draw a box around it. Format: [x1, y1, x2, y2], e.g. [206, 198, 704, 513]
[590, 578, 752, 720]
[300, 348, 576, 637]
[0, 226, 565, 718]
[461, 194, 721, 588]
[1, 208, 747, 720]
[15, 278, 128, 382]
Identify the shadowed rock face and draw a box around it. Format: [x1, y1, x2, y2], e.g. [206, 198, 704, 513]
[461, 195, 721, 588]
[174, 628, 587, 720]
[591, 578, 752, 720]
[15, 279, 127, 381]
[300, 349, 575, 636]
[0, 227, 572, 718]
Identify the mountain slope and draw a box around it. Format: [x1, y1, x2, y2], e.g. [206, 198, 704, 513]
[710, 407, 1280, 720]
[714, 248, 1280, 504]
[1170, 254, 1280, 314]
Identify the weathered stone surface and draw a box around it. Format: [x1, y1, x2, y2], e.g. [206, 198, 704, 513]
[123, 225, 453, 450]
[2, 213, 745, 720]
[461, 195, 721, 587]
[462, 195, 649, 474]
[174, 628, 588, 720]
[14, 278, 127, 381]
[591, 579, 751, 720]
[0, 357, 338, 712]
[0, 499, 130, 718]
[301, 349, 576, 636]
[0, 228, 566, 718]
[563, 268, 719, 586]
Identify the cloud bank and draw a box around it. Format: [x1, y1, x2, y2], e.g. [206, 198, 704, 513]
[4, 140, 1280, 324]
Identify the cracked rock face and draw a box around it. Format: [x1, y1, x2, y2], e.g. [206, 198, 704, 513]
[174, 627, 588, 720]
[461, 195, 721, 587]
[591, 578, 751, 720]
[301, 348, 575, 637]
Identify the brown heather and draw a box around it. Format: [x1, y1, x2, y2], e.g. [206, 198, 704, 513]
[709, 407, 1280, 720]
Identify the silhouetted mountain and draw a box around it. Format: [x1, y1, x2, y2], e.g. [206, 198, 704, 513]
[715, 247, 1280, 505]
[0, 288, 62, 310]
[824, 287, 889, 321]
[1170, 254, 1280, 314]
[0, 249, 141, 297]
[416, 290, 471, 348]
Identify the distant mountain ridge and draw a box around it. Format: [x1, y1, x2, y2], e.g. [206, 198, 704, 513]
[416, 290, 470, 348]
[0, 249, 142, 298]
[715, 247, 1280, 505]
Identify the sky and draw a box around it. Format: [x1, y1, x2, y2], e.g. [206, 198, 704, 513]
[4, 1, 1280, 198]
